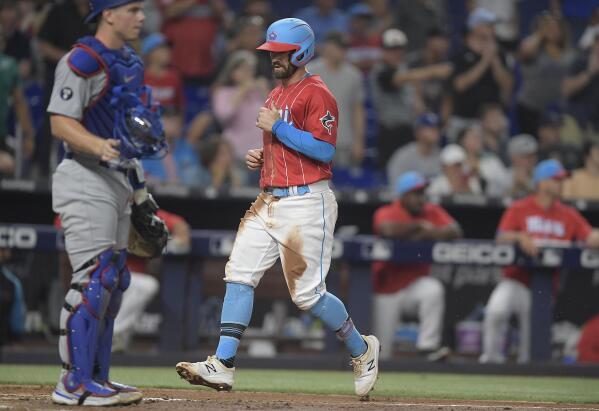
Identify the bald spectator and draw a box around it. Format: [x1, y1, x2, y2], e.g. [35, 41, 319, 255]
[309, 31, 366, 167]
[427, 144, 483, 198]
[386, 112, 441, 187]
[447, 8, 513, 140]
[562, 141, 599, 200]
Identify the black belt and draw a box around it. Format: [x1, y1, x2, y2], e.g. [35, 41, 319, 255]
[65, 152, 128, 174]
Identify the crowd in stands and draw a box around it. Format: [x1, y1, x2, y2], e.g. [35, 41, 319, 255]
[1, 0, 599, 201]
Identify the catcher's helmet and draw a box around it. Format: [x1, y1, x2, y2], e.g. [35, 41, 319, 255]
[256, 18, 315, 67]
[85, 0, 144, 23]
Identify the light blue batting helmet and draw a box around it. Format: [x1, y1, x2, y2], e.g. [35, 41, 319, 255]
[256, 18, 315, 67]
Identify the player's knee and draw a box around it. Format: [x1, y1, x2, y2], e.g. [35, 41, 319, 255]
[293, 291, 322, 312]
[423, 278, 444, 301]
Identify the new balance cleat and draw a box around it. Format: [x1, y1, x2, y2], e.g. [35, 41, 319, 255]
[176, 355, 234, 391]
[351, 335, 380, 399]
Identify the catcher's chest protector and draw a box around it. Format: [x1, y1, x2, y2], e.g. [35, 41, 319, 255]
[68, 35, 144, 141]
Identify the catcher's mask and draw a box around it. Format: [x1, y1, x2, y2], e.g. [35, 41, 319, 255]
[111, 85, 168, 159]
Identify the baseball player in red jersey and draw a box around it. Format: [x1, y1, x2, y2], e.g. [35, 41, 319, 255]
[176, 18, 380, 399]
[372, 171, 462, 360]
[480, 159, 599, 364]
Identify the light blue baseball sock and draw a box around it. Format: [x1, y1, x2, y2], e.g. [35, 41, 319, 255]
[215, 282, 254, 368]
[309, 292, 367, 358]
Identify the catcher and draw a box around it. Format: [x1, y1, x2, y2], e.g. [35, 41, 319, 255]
[48, 0, 168, 406]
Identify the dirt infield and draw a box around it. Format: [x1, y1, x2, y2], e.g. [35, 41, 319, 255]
[1, 385, 599, 411]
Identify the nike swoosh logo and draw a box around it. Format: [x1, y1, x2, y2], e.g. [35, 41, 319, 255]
[124, 75, 135, 83]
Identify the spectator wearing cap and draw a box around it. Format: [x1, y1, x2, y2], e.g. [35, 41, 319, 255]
[142, 33, 185, 113]
[294, 0, 348, 44]
[536, 110, 581, 170]
[345, 3, 381, 72]
[562, 29, 599, 136]
[427, 144, 483, 198]
[395, 0, 446, 53]
[369, 28, 416, 167]
[481, 159, 599, 364]
[563, 141, 599, 200]
[457, 124, 509, 198]
[446, 8, 513, 141]
[372, 171, 461, 360]
[309, 31, 365, 167]
[386, 112, 441, 188]
[505, 134, 539, 199]
[516, 12, 574, 136]
[407, 28, 453, 114]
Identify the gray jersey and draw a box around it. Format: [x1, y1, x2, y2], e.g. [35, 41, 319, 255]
[48, 51, 107, 121]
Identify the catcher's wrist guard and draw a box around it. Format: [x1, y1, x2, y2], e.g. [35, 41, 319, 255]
[128, 194, 169, 258]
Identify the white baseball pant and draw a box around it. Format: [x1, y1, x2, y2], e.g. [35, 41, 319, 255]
[224, 180, 337, 311]
[114, 272, 159, 337]
[480, 278, 531, 364]
[372, 276, 445, 359]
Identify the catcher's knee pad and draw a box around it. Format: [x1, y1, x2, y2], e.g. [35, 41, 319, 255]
[59, 248, 120, 388]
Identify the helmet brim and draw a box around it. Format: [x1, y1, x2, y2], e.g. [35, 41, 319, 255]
[256, 41, 300, 52]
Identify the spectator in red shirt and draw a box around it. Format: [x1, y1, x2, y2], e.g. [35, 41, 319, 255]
[158, 0, 230, 82]
[113, 210, 191, 352]
[480, 159, 599, 364]
[372, 171, 462, 360]
[142, 33, 185, 111]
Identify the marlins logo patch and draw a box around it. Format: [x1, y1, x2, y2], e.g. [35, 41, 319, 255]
[60, 87, 73, 101]
[320, 111, 335, 135]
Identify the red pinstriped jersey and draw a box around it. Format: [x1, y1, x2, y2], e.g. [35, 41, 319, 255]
[260, 74, 338, 188]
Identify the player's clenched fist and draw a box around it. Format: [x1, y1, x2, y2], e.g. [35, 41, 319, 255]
[256, 102, 280, 132]
[96, 138, 121, 162]
[245, 148, 264, 170]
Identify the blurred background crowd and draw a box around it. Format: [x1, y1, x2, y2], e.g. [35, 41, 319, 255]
[1, 0, 599, 201]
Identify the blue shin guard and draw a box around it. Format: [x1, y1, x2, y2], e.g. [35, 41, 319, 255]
[215, 282, 254, 367]
[94, 250, 130, 384]
[309, 292, 367, 357]
[59, 248, 120, 392]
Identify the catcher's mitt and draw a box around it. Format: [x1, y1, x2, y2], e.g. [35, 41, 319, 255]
[127, 194, 169, 258]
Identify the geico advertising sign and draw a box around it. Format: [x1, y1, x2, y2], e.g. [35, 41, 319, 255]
[432, 242, 515, 265]
[0, 225, 37, 249]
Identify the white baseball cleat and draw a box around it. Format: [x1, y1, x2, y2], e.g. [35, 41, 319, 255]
[105, 380, 143, 405]
[351, 335, 380, 399]
[176, 355, 234, 391]
[52, 379, 121, 406]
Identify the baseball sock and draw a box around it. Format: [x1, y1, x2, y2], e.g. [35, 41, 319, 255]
[310, 292, 367, 358]
[215, 282, 254, 368]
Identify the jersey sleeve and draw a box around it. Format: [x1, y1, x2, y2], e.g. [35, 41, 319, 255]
[497, 205, 521, 235]
[570, 209, 593, 241]
[47, 53, 103, 120]
[429, 205, 455, 227]
[156, 209, 185, 232]
[302, 86, 338, 146]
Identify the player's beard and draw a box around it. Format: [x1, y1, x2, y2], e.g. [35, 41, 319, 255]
[272, 61, 297, 79]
